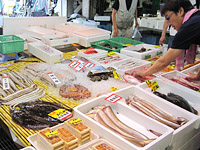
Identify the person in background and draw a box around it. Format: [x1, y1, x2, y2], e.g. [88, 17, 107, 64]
[33, 0, 49, 16]
[134, 0, 200, 77]
[112, 0, 139, 39]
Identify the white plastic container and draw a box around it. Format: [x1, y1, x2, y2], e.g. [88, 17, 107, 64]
[73, 28, 111, 47]
[15, 34, 40, 50]
[28, 42, 63, 64]
[181, 63, 200, 74]
[77, 48, 107, 58]
[73, 94, 174, 150]
[76, 138, 121, 150]
[20, 146, 36, 150]
[42, 34, 79, 47]
[121, 44, 158, 60]
[87, 52, 130, 68]
[110, 85, 199, 150]
[109, 57, 151, 75]
[24, 26, 67, 40]
[160, 70, 200, 92]
[27, 123, 99, 150]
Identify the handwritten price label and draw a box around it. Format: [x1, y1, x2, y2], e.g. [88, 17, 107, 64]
[45, 130, 59, 138]
[48, 109, 72, 121]
[113, 70, 121, 79]
[47, 72, 61, 84]
[69, 118, 82, 125]
[69, 60, 86, 72]
[146, 80, 159, 93]
[84, 62, 95, 68]
[2, 76, 9, 90]
[107, 51, 117, 57]
[105, 94, 122, 103]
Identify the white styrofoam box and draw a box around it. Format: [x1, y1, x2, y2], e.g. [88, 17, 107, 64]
[55, 22, 90, 34]
[138, 77, 200, 116]
[121, 44, 158, 60]
[27, 123, 99, 150]
[73, 94, 174, 150]
[73, 28, 111, 47]
[94, 15, 111, 21]
[42, 34, 79, 47]
[24, 26, 67, 40]
[76, 138, 121, 150]
[109, 57, 151, 75]
[28, 42, 63, 64]
[77, 48, 107, 58]
[181, 63, 200, 74]
[15, 34, 40, 50]
[110, 85, 199, 150]
[87, 52, 130, 68]
[160, 70, 200, 92]
[140, 18, 157, 28]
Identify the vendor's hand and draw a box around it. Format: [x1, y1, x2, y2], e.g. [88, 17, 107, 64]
[112, 29, 118, 37]
[185, 73, 199, 81]
[159, 36, 166, 46]
[133, 70, 147, 78]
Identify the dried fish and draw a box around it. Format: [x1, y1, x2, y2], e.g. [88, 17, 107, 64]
[7, 72, 27, 88]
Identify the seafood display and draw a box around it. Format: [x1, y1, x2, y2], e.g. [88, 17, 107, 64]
[100, 43, 118, 50]
[59, 84, 91, 100]
[126, 95, 188, 129]
[86, 105, 157, 147]
[83, 48, 98, 54]
[170, 76, 200, 92]
[136, 47, 152, 53]
[87, 67, 114, 82]
[154, 91, 198, 115]
[10, 100, 72, 130]
[93, 142, 116, 150]
[93, 55, 123, 65]
[114, 60, 142, 70]
[24, 63, 76, 87]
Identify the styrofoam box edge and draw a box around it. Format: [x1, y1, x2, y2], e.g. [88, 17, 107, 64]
[181, 63, 200, 74]
[73, 93, 174, 150]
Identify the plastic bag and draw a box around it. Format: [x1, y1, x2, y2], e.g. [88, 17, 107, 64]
[133, 28, 142, 40]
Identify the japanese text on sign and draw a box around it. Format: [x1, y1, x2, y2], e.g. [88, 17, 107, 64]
[146, 80, 159, 92]
[2, 76, 9, 90]
[45, 130, 59, 138]
[48, 109, 72, 121]
[47, 72, 61, 84]
[105, 94, 122, 103]
[69, 118, 82, 125]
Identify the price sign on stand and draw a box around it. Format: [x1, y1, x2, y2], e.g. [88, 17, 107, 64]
[45, 130, 59, 138]
[69, 60, 86, 72]
[48, 109, 72, 122]
[69, 118, 82, 125]
[105, 94, 122, 103]
[2, 76, 9, 90]
[47, 72, 61, 85]
[113, 71, 127, 82]
[146, 80, 159, 93]
[84, 62, 95, 68]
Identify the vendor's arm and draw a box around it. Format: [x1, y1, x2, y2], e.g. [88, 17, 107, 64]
[135, 9, 139, 28]
[112, 8, 118, 37]
[159, 19, 168, 45]
[135, 48, 184, 76]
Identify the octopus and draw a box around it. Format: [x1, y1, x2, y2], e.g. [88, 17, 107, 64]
[59, 84, 91, 100]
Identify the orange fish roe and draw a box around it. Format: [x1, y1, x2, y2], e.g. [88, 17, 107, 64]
[40, 129, 62, 144]
[58, 128, 76, 142]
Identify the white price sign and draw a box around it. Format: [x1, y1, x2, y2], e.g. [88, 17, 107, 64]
[2, 76, 9, 90]
[105, 94, 122, 103]
[69, 60, 85, 72]
[84, 62, 95, 68]
[57, 111, 72, 121]
[47, 72, 61, 84]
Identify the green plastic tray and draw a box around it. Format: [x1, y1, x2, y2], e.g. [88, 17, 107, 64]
[90, 39, 123, 53]
[108, 36, 144, 46]
[0, 35, 24, 54]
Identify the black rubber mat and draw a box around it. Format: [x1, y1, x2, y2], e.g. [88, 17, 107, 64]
[0, 128, 18, 150]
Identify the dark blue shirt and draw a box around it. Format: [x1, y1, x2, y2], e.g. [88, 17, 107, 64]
[112, 0, 139, 11]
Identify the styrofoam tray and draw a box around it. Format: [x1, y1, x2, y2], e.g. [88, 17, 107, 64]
[77, 48, 107, 58]
[55, 22, 90, 34]
[24, 26, 67, 40]
[112, 85, 199, 150]
[28, 42, 63, 64]
[20, 146, 36, 150]
[73, 94, 174, 150]
[75, 138, 121, 150]
[87, 52, 130, 68]
[160, 70, 200, 92]
[110, 57, 151, 75]
[121, 44, 158, 60]
[181, 63, 200, 74]
[42, 34, 79, 47]
[27, 123, 99, 150]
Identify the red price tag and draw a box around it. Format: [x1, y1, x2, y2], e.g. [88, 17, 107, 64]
[69, 60, 81, 69]
[105, 94, 122, 103]
[2, 76, 9, 90]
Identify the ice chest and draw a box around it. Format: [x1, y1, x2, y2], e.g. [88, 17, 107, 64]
[73, 94, 174, 150]
[28, 42, 63, 64]
[120, 43, 159, 59]
[0, 35, 24, 54]
[110, 85, 199, 150]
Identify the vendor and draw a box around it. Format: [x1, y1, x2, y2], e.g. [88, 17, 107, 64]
[111, 0, 139, 38]
[134, 0, 200, 80]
